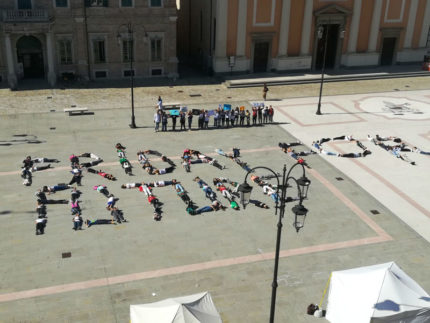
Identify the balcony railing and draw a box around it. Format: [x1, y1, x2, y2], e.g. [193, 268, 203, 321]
[2, 9, 49, 23]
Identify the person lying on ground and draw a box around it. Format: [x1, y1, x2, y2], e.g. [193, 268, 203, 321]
[121, 182, 142, 189]
[70, 187, 81, 201]
[148, 179, 178, 187]
[21, 167, 32, 186]
[85, 219, 115, 227]
[144, 150, 162, 157]
[249, 199, 269, 209]
[176, 183, 191, 204]
[119, 158, 132, 175]
[80, 159, 103, 168]
[161, 155, 176, 167]
[32, 157, 60, 163]
[69, 154, 80, 168]
[278, 141, 302, 151]
[138, 183, 152, 196]
[36, 200, 47, 217]
[110, 207, 126, 223]
[72, 214, 83, 230]
[78, 153, 102, 160]
[194, 177, 217, 201]
[35, 215, 47, 235]
[93, 185, 109, 197]
[262, 184, 279, 203]
[154, 166, 176, 175]
[188, 149, 224, 169]
[368, 135, 402, 143]
[372, 140, 416, 165]
[70, 199, 81, 215]
[115, 143, 126, 150]
[42, 184, 72, 194]
[35, 190, 68, 204]
[106, 194, 117, 210]
[147, 195, 161, 209]
[191, 200, 226, 215]
[69, 167, 82, 186]
[86, 168, 116, 180]
[137, 151, 148, 166]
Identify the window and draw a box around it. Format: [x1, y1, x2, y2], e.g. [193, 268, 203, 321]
[121, 0, 132, 7]
[18, 0, 32, 9]
[95, 70, 107, 78]
[93, 40, 106, 63]
[85, 0, 108, 7]
[122, 40, 134, 62]
[123, 70, 135, 77]
[55, 0, 68, 7]
[58, 39, 73, 64]
[151, 68, 162, 76]
[151, 38, 162, 61]
[149, 0, 162, 7]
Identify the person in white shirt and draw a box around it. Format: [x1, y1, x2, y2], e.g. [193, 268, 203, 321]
[35, 216, 47, 235]
[121, 183, 142, 189]
[154, 111, 161, 132]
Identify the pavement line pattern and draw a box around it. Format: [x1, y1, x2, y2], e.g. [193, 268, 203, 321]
[0, 166, 391, 303]
[274, 102, 366, 127]
[0, 146, 280, 176]
[329, 142, 430, 219]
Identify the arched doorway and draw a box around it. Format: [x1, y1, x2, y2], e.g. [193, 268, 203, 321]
[16, 36, 45, 78]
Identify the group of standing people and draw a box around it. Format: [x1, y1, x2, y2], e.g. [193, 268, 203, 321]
[153, 104, 274, 132]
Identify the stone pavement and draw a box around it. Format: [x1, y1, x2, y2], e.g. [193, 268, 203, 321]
[0, 78, 430, 322]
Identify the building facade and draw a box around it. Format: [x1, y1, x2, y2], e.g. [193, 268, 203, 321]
[177, 0, 430, 74]
[0, 0, 178, 89]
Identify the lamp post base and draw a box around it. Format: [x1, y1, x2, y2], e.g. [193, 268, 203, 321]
[316, 103, 322, 115]
[129, 117, 137, 128]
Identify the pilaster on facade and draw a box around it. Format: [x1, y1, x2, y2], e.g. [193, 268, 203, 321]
[368, 0, 383, 52]
[4, 33, 17, 90]
[46, 32, 57, 87]
[300, 0, 313, 56]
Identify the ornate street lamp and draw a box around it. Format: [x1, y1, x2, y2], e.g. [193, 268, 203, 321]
[238, 163, 311, 323]
[238, 182, 253, 208]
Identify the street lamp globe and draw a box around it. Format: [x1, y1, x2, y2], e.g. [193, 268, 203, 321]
[297, 176, 311, 200]
[238, 182, 253, 209]
[292, 204, 308, 233]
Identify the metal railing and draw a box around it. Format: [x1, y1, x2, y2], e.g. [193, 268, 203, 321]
[2, 9, 49, 22]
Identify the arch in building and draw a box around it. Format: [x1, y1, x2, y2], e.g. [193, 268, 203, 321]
[16, 35, 45, 78]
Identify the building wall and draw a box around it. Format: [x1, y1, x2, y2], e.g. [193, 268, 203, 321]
[190, 0, 430, 74]
[0, 0, 178, 89]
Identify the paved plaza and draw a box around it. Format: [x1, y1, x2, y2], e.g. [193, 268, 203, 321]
[0, 76, 430, 322]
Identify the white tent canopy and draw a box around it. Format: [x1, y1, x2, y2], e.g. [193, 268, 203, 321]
[326, 262, 430, 323]
[130, 291, 222, 323]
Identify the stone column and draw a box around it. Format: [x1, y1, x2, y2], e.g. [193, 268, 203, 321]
[46, 32, 56, 87]
[278, 0, 291, 57]
[4, 33, 17, 90]
[368, 0, 383, 52]
[213, 0, 228, 72]
[419, 0, 430, 47]
[348, 0, 362, 53]
[300, 0, 313, 55]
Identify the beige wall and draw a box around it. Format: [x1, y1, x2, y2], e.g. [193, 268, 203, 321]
[0, 0, 178, 85]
